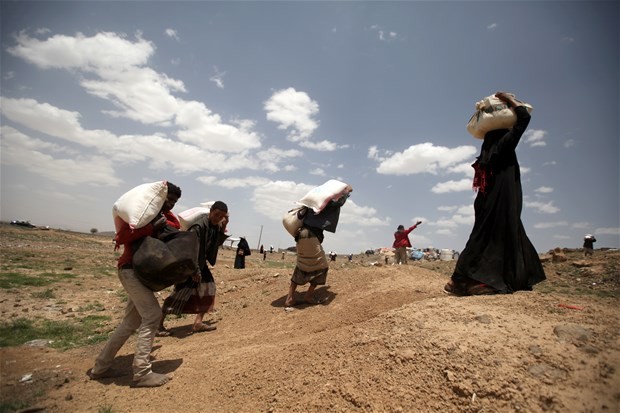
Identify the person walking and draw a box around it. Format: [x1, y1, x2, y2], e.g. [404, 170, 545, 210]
[284, 196, 349, 307]
[392, 221, 422, 265]
[88, 181, 182, 388]
[158, 201, 229, 335]
[583, 234, 597, 257]
[234, 236, 251, 269]
[445, 92, 546, 296]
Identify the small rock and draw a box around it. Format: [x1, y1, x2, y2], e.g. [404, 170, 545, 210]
[553, 324, 591, 344]
[63, 267, 73, 271]
[19, 373, 33, 383]
[24, 339, 51, 348]
[65, 393, 73, 401]
[475, 314, 492, 324]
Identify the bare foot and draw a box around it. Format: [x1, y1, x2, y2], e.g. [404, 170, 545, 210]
[132, 372, 171, 388]
[284, 297, 295, 307]
[87, 367, 126, 380]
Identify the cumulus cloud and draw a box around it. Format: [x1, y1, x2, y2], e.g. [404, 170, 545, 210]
[431, 179, 472, 194]
[595, 227, 620, 235]
[264, 87, 318, 140]
[1, 126, 121, 186]
[572, 222, 589, 229]
[523, 129, 547, 147]
[374, 142, 477, 176]
[533, 221, 568, 229]
[309, 168, 326, 176]
[197, 176, 270, 188]
[426, 204, 474, 234]
[7, 31, 260, 151]
[0, 97, 285, 176]
[535, 186, 554, 194]
[525, 200, 560, 214]
[264, 87, 340, 151]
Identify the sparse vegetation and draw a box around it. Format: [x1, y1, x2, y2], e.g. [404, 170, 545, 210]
[31, 288, 56, 299]
[0, 315, 112, 349]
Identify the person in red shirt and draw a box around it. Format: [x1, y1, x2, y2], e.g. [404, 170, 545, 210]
[88, 181, 182, 388]
[392, 221, 422, 265]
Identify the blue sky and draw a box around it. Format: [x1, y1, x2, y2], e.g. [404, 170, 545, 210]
[1, 1, 618, 255]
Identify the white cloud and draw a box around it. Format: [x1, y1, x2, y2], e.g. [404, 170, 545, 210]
[265, 87, 319, 140]
[437, 205, 457, 212]
[572, 222, 590, 229]
[165, 29, 180, 41]
[447, 162, 474, 176]
[0, 97, 284, 175]
[431, 178, 472, 194]
[564, 139, 576, 148]
[533, 221, 568, 229]
[310, 168, 326, 176]
[535, 186, 554, 194]
[209, 66, 226, 89]
[543, 161, 557, 166]
[1, 126, 121, 186]
[525, 200, 560, 214]
[368, 146, 380, 160]
[595, 227, 620, 235]
[375, 142, 477, 175]
[175, 100, 261, 152]
[264, 87, 340, 151]
[523, 129, 547, 147]
[197, 176, 270, 188]
[553, 235, 572, 240]
[299, 140, 341, 152]
[8, 31, 262, 151]
[487, 23, 498, 31]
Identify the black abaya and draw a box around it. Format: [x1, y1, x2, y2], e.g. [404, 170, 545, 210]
[452, 106, 546, 293]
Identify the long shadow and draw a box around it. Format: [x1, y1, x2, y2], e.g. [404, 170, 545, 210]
[270, 285, 337, 309]
[86, 346, 183, 387]
[163, 322, 217, 339]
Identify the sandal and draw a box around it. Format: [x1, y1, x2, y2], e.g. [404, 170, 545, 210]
[443, 279, 466, 296]
[156, 328, 172, 337]
[191, 324, 216, 333]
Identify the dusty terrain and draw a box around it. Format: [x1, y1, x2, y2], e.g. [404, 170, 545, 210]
[0, 223, 619, 413]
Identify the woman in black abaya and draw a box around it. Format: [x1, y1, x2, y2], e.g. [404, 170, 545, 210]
[445, 92, 546, 296]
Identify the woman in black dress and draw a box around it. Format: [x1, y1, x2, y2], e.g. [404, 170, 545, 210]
[445, 92, 546, 296]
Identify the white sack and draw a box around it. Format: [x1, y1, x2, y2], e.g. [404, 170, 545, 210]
[282, 206, 308, 238]
[178, 207, 211, 231]
[296, 179, 353, 213]
[467, 94, 533, 139]
[112, 181, 168, 232]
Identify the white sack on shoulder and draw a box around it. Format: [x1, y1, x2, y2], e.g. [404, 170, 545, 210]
[467, 94, 533, 139]
[178, 207, 211, 231]
[296, 179, 353, 213]
[282, 206, 308, 238]
[112, 181, 168, 232]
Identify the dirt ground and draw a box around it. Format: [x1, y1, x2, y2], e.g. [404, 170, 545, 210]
[0, 224, 619, 413]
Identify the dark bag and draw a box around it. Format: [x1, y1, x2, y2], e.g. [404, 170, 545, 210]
[132, 231, 199, 291]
